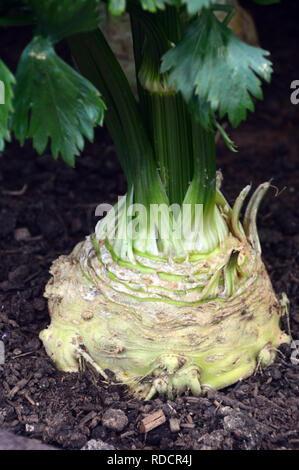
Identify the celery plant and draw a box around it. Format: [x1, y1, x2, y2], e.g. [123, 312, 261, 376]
[0, 0, 289, 399]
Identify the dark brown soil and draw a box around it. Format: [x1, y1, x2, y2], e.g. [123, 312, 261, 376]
[0, 0, 298, 451]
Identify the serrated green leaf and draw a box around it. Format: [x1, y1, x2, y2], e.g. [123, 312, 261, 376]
[12, 36, 106, 166]
[161, 10, 272, 128]
[0, 59, 15, 151]
[25, 0, 101, 42]
[189, 95, 214, 129]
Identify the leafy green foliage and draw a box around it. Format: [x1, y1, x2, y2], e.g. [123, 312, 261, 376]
[180, 0, 279, 15]
[12, 37, 105, 166]
[0, 59, 15, 151]
[161, 10, 272, 128]
[108, 0, 218, 15]
[140, 0, 177, 13]
[0, 0, 279, 21]
[25, 0, 101, 42]
[108, 0, 126, 15]
[0, 0, 277, 166]
[181, 0, 221, 15]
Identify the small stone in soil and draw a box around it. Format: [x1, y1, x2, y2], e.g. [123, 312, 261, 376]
[102, 408, 128, 432]
[223, 412, 248, 433]
[14, 227, 31, 241]
[81, 439, 115, 451]
[198, 430, 226, 450]
[217, 406, 234, 417]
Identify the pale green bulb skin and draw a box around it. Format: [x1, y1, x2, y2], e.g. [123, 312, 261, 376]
[40, 229, 289, 400]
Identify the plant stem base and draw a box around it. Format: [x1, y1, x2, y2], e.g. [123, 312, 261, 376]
[40, 235, 289, 400]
